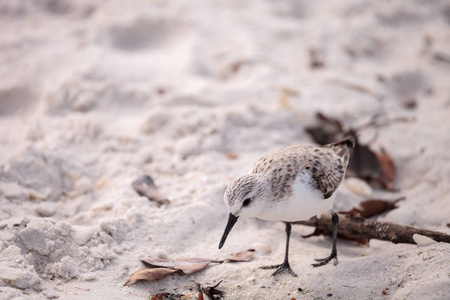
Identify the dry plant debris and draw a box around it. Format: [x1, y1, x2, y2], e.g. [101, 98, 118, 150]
[306, 112, 401, 190]
[197, 281, 224, 300]
[124, 250, 255, 286]
[295, 213, 450, 245]
[141, 257, 214, 275]
[123, 268, 177, 286]
[374, 147, 396, 191]
[150, 293, 186, 300]
[356, 197, 404, 218]
[226, 248, 255, 262]
[306, 112, 346, 145]
[132, 175, 170, 205]
[301, 197, 405, 244]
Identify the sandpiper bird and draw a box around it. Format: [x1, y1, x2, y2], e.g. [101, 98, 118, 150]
[218, 138, 354, 277]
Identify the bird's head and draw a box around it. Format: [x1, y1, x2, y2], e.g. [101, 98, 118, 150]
[218, 174, 264, 249]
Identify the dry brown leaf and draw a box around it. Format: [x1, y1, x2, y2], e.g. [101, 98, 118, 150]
[306, 112, 403, 191]
[348, 142, 398, 190]
[123, 268, 177, 286]
[375, 147, 396, 190]
[132, 175, 169, 205]
[347, 142, 382, 181]
[141, 257, 212, 275]
[305, 112, 346, 145]
[226, 249, 255, 262]
[358, 197, 404, 218]
[338, 197, 404, 219]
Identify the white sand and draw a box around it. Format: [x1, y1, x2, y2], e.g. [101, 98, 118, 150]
[1, 0, 450, 299]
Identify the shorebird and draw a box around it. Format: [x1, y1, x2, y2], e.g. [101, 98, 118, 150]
[218, 138, 354, 276]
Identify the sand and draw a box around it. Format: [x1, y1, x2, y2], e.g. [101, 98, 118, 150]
[1, 0, 450, 299]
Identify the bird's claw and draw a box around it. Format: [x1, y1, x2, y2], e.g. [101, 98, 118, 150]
[261, 262, 298, 277]
[312, 254, 338, 267]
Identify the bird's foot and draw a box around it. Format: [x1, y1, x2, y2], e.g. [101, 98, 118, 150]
[312, 252, 338, 267]
[260, 262, 297, 277]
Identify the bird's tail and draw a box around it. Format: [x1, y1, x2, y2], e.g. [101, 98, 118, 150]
[325, 136, 356, 164]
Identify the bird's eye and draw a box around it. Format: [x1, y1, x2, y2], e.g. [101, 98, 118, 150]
[243, 198, 251, 207]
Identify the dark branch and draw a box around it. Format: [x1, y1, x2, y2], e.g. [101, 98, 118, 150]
[293, 213, 450, 244]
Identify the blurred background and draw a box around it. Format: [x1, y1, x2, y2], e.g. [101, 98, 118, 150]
[0, 0, 449, 299]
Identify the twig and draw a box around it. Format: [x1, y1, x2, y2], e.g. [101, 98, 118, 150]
[355, 116, 416, 132]
[293, 214, 450, 244]
[330, 79, 381, 97]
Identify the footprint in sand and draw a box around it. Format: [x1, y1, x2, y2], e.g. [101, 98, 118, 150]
[103, 15, 191, 52]
[0, 86, 37, 116]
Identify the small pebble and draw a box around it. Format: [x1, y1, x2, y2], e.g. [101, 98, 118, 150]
[412, 234, 437, 245]
[345, 177, 373, 197]
[81, 272, 97, 281]
[155, 249, 168, 259]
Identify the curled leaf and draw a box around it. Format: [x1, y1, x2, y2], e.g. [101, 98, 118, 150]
[226, 249, 255, 262]
[375, 147, 396, 190]
[142, 257, 212, 275]
[124, 268, 177, 286]
[132, 175, 169, 205]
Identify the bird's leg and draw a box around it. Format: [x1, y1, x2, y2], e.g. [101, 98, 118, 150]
[312, 210, 339, 267]
[260, 222, 297, 277]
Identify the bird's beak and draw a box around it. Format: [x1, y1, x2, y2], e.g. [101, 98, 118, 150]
[218, 213, 238, 249]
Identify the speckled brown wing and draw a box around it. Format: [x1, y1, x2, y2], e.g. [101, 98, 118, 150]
[250, 148, 301, 200]
[307, 139, 352, 199]
[250, 138, 353, 200]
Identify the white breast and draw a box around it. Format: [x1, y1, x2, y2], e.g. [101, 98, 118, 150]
[256, 174, 335, 222]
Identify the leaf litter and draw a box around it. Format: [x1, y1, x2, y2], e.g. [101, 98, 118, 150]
[123, 268, 178, 286]
[150, 293, 186, 300]
[128, 114, 406, 288]
[225, 248, 255, 262]
[197, 281, 224, 300]
[301, 197, 405, 244]
[124, 249, 255, 286]
[142, 257, 214, 275]
[305, 112, 408, 191]
[342, 197, 405, 219]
